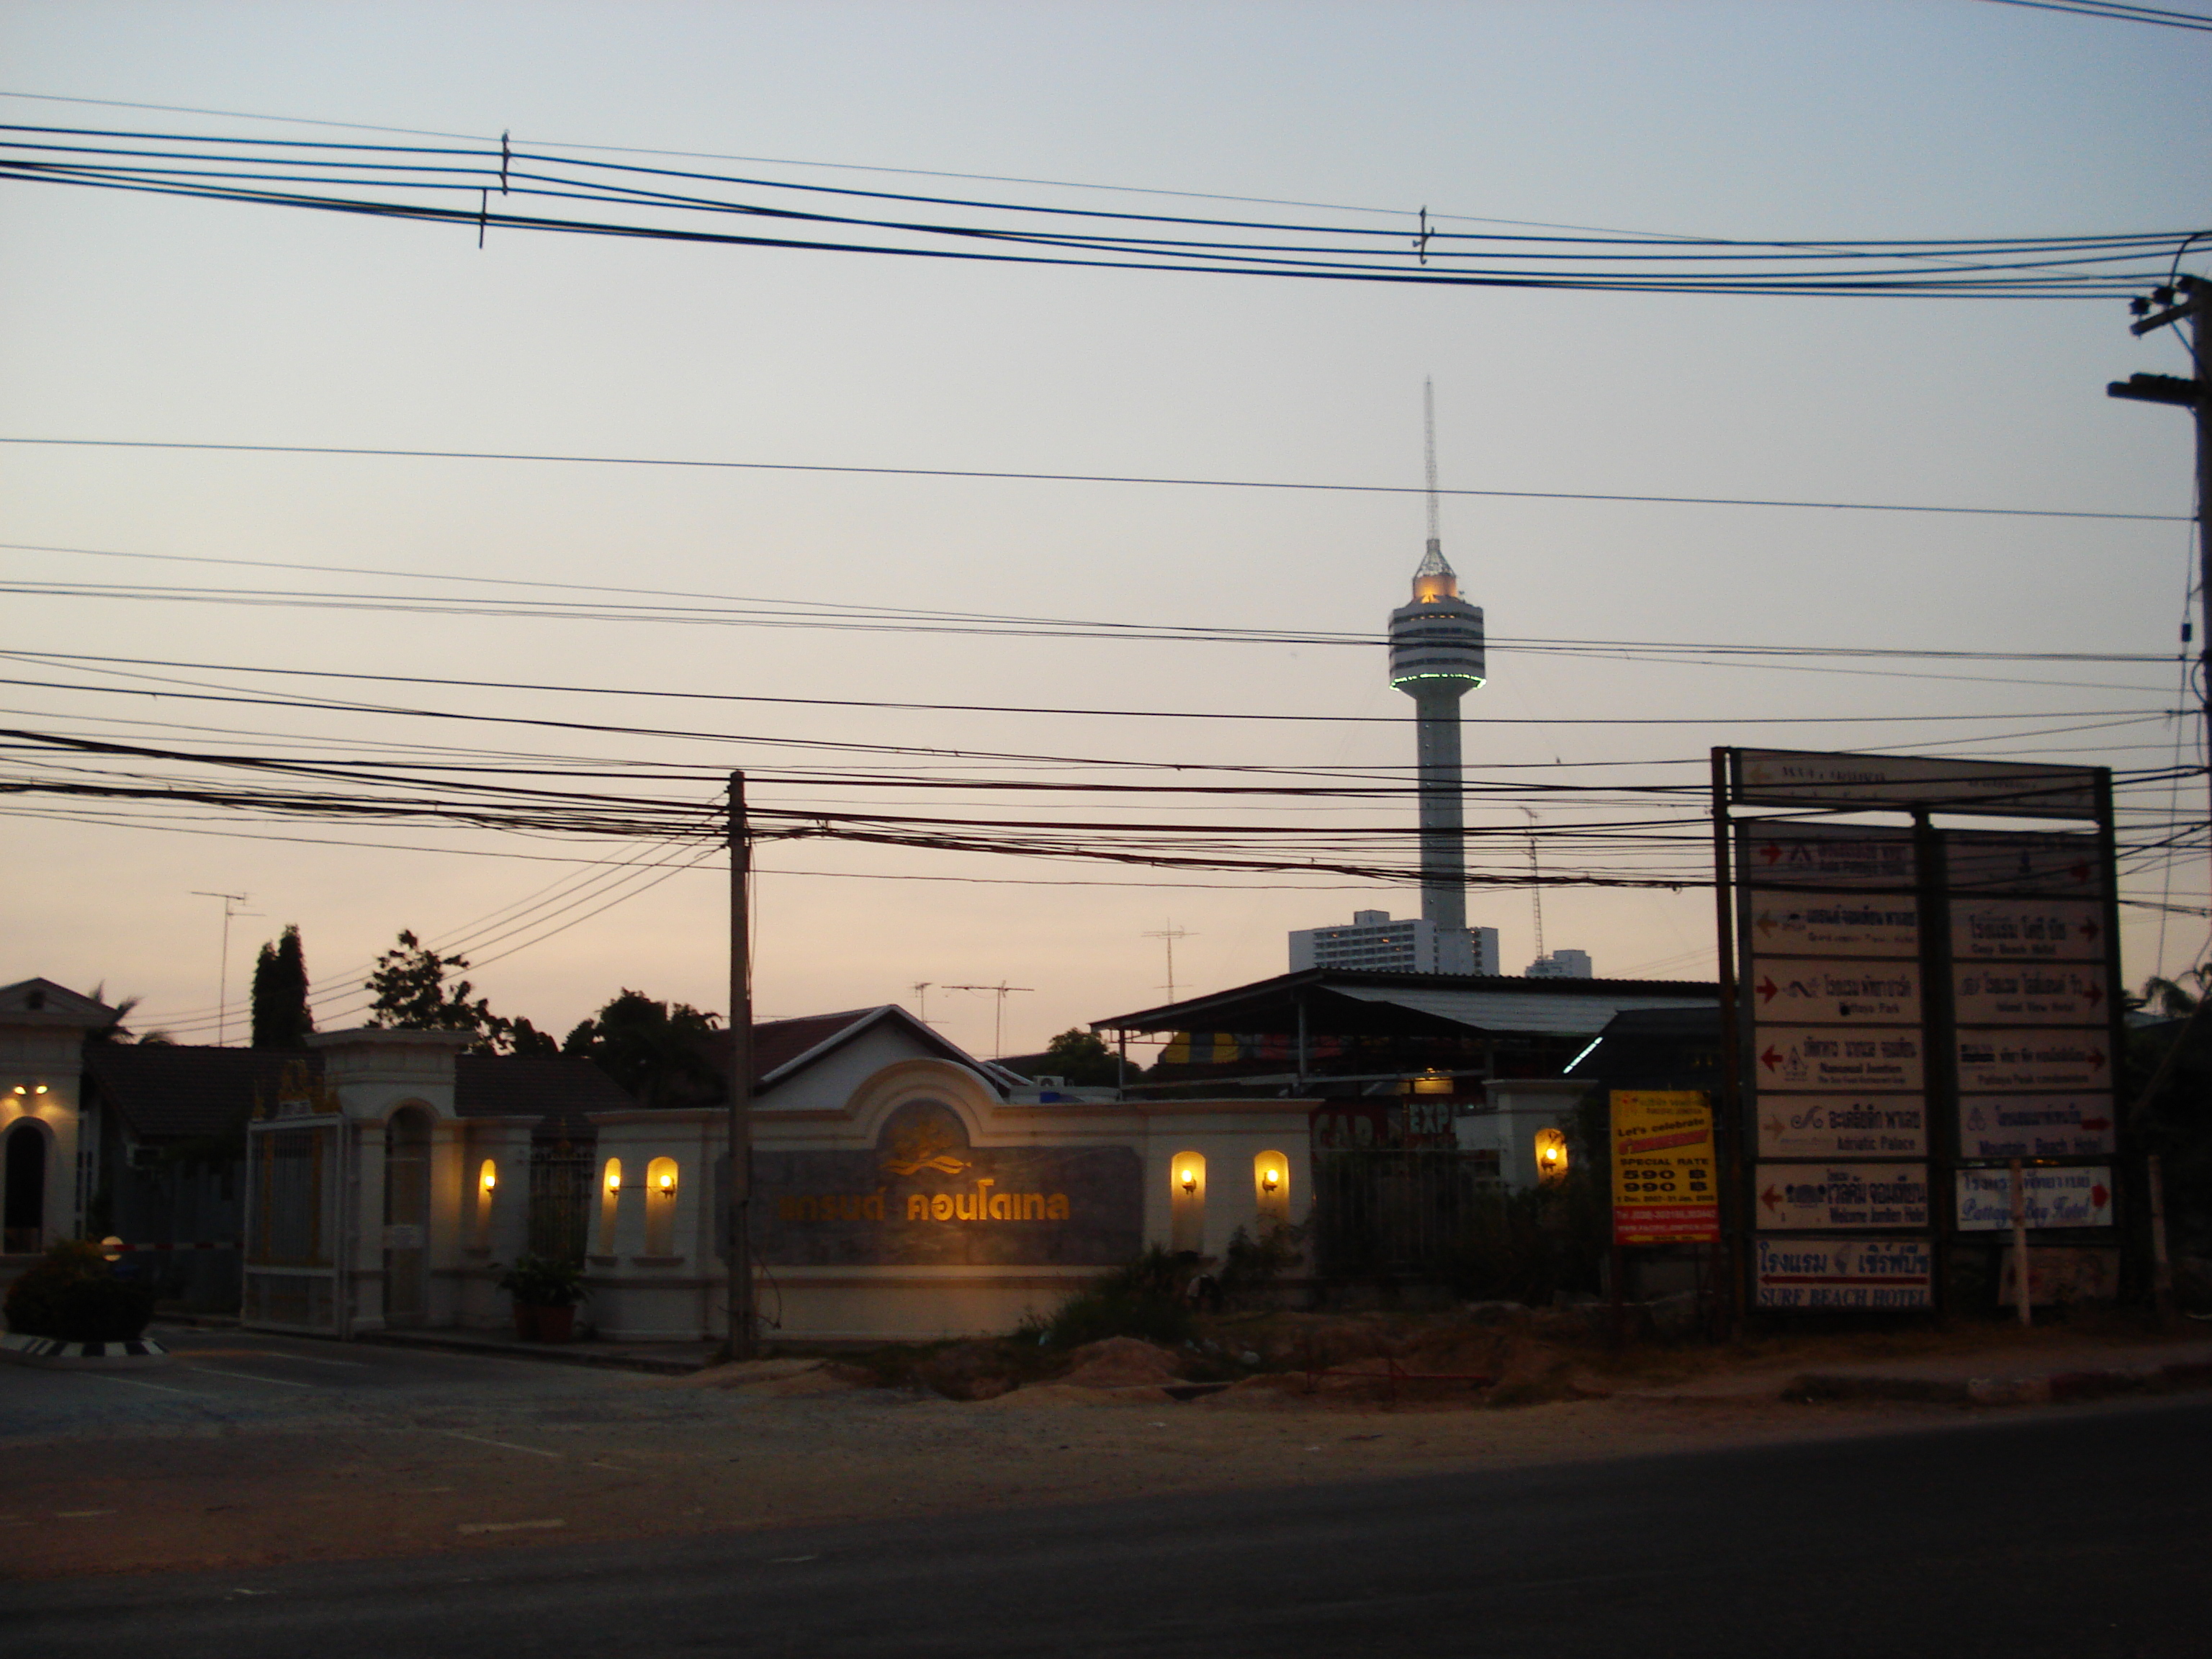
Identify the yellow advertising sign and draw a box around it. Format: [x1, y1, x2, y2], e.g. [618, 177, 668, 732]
[1611, 1090, 1720, 1246]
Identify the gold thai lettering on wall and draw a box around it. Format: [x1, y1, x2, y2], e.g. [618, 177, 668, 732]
[776, 1179, 1072, 1223]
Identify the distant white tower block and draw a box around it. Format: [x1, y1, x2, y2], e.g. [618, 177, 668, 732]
[1389, 548, 1485, 938]
[1526, 948, 1593, 979]
[1289, 912, 1500, 976]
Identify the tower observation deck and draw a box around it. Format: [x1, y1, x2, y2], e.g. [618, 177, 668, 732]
[1388, 407, 1485, 948]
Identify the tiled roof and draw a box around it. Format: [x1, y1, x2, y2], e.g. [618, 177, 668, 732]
[83, 1045, 313, 1141]
[454, 1054, 635, 1133]
[83, 1044, 637, 1141]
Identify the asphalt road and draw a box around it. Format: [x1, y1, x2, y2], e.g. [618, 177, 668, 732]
[1, 1325, 643, 1437]
[11, 1393, 2207, 1658]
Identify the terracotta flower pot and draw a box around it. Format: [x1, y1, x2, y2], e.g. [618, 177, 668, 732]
[534, 1305, 577, 1344]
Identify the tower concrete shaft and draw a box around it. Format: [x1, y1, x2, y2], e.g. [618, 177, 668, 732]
[1410, 682, 1470, 932]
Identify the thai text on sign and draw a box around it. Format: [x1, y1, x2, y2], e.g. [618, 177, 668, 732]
[1611, 1090, 1719, 1245]
[1755, 1238, 1933, 1310]
[1755, 1163, 1930, 1231]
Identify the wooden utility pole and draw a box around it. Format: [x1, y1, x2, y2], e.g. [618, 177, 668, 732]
[2110, 274, 2208, 904]
[726, 771, 758, 1360]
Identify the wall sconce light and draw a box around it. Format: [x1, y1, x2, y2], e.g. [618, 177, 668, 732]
[480, 1165, 498, 1195]
[657, 1172, 675, 1193]
[1179, 1166, 1197, 1195]
[607, 1169, 623, 1193]
[1534, 1127, 1570, 1185]
[1261, 1167, 1280, 1193]
[100, 1236, 124, 1263]
[12, 1083, 48, 1097]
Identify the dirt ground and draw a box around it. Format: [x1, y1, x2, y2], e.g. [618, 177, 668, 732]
[9, 1307, 2205, 1582]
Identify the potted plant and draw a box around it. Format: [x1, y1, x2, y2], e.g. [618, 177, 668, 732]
[495, 1255, 588, 1341]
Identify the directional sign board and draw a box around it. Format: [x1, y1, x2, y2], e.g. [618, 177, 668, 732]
[1748, 959, 1920, 1023]
[1755, 1027, 1927, 1092]
[1755, 1238, 1933, 1310]
[1956, 1095, 2115, 1159]
[1950, 899, 2106, 963]
[1755, 1164, 1931, 1231]
[1955, 1166, 2113, 1231]
[1746, 891, 1919, 957]
[1951, 964, 2108, 1026]
[1757, 1095, 1927, 1159]
[1730, 750, 2100, 819]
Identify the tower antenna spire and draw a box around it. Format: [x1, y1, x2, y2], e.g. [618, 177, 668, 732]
[1423, 375, 1442, 554]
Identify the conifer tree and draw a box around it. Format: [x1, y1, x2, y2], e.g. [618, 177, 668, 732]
[250, 925, 315, 1049]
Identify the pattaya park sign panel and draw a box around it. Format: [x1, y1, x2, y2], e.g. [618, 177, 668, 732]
[753, 1101, 1146, 1267]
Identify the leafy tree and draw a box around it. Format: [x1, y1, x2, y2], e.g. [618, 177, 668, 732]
[562, 989, 722, 1107]
[364, 930, 550, 1056]
[82, 983, 167, 1046]
[1039, 1028, 1122, 1086]
[251, 925, 315, 1049]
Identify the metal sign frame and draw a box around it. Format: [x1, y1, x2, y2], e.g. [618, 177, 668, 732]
[1712, 747, 2126, 1326]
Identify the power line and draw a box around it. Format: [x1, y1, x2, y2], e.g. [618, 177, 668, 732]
[1, 125, 2194, 296]
[1, 649, 2173, 727]
[0, 439, 2184, 522]
[1971, 0, 2212, 31]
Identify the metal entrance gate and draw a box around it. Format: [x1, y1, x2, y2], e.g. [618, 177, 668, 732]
[1310, 1149, 1506, 1277]
[242, 1113, 349, 1336]
[528, 1142, 594, 1264]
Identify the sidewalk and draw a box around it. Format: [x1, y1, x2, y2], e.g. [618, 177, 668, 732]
[1623, 1330, 2212, 1408]
[349, 1326, 718, 1376]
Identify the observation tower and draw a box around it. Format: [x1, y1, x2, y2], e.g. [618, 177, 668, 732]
[1388, 382, 1485, 965]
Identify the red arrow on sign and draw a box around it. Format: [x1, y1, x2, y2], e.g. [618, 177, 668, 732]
[2088, 1048, 2106, 1071]
[2069, 862, 2090, 884]
[2080, 1117, 2111, 1134]
[1761, 1185, 1784, 1213]
[1761, 842, 1784, 865]
[1757, 977, 1781, 1004]
[1761, 1046, 1785, 1071]
[2092, 1184, 2110, 1210]
[2085, 983, 2104, 1008]
[2080, 920, 2100, 942]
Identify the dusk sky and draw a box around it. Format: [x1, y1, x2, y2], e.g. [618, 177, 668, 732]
[2, 1, 2206, 1061]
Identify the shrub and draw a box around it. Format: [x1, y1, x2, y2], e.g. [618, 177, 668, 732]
[4, 1240, 157, 1342]
[1026, 1245, 1195, 1349]
[1218, 1223, 1303, 1308]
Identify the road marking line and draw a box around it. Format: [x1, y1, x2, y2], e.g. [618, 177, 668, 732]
[185, 1367, 320, 1389]
[770, 1555, 820, 1565]
[457, 1519, 566, 1536]
[56, 1510, 117, 1519]
[242, 1352, 367, 1368]
[588, 1461, 634, 1472]
[441, 1431, 562, 1459]
[89, 1374, 199, 1395]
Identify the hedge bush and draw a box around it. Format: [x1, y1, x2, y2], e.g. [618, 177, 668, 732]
[4, 1239, 156, 1342]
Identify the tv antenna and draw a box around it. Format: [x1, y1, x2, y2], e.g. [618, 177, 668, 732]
[1142, 920, 1195, 1005]
[1521, 810, 1545, 963]
[191, 890, 257, 1046]
[909, 981, 935, 1026]
[943, 982, 1033, 1058]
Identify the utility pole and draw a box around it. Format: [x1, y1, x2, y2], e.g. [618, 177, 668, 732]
[943, 982, 1033, 1058]
[2109, 272, 2209, 910]
[1141, 920, 1194, 1005]
[725, 773, 758, 1361]
[191, 891, 253, 1046]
